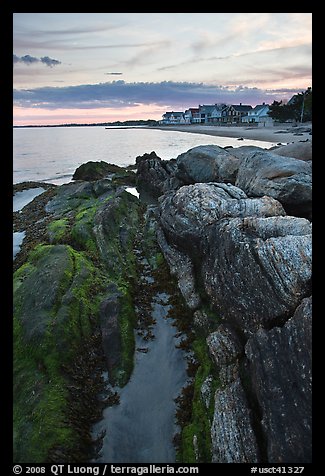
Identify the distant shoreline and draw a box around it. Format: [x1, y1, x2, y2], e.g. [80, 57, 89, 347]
[13, 121, 312, 145]
[143, 123, 312, 145]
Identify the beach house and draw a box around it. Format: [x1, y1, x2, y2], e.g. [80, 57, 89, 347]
[241, 103, 274, 126]
[184, 108, 200, 123]
[160, 111, 186, 124]
[223, 104, 252, 124]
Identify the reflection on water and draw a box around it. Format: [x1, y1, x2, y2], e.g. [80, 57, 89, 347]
[92, 292, 188, 463]
[13, 231, 26, 260]
[13, 187, 45, 212]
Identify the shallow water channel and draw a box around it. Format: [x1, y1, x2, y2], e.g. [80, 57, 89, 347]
[92, 290, 189, 463]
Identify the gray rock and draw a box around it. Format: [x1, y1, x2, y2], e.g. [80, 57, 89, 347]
[45, 181, 95, 216]
[207, 325, 242, 369]
[158, 183, 285, 255]
[175, 145, 241, 184]
[235, 150, 312, 217]
[156, 227, 201, 309]
[211, 378, 260, 462]
[230, 145, 266, 159]
[271, 141, 312, 162]
[245, 296, 312, 463]
[218, 363, 240, 387]
[200, 375, 213, 410]
[193, 309, 210, 330]
[93, 178, 114, 197]
[203, 216, 312, 334]
[136, 151, 175, 198]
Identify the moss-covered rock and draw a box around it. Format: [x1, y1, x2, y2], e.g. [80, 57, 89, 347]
[176, 336, 219, 463]
[47, 218, 69, 244]
[73, 161, 123, 181]
[13, 244, 107, 462]
[14, 175, 142, 462]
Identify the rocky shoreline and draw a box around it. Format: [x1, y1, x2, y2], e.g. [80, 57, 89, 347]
[13, 140, 312, 463]
[136, 141, 312, 463]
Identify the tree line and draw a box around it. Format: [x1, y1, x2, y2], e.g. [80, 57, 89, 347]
[268, 87, 312, 123]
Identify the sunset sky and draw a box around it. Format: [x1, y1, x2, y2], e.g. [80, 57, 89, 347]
[13, 12, 312, 125]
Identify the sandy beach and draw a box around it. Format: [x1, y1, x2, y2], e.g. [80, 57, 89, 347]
[147, 123, 312, 145]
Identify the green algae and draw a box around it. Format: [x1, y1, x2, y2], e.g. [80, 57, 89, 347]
[13, 183, 142, 461]
[13, 243, 107, 462]
[47, 219, 69, 244]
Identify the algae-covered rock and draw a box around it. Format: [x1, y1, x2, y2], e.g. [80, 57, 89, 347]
[14, 173, 142, 462]
[13, 244, 105, 462]
[73, 161, 122, 181]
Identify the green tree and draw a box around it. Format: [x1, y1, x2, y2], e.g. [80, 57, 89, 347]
[268, 100, 295, 122]
[268, 88, 312, 123]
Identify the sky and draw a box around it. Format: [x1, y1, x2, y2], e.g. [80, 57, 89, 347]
[13, 12, 312, 125]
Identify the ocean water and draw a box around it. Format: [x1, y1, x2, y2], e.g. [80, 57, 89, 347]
[13, 126, 275, 185]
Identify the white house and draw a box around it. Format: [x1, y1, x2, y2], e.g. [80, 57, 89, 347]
[160, 111, 186, 124]
[184, 107, 200, 123]
[242, 103, 274, 126]
[209, 104, 227, 123]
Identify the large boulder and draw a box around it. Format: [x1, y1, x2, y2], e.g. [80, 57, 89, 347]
[245, 296, 312, 463]
[235, 150, 312, 217]
[73, 160, 122, 181]
[230, 145, 266, 159]
[159, 183, 285, 255]
[271, 141, 312, 162]
[202, 216, 312, 334]
[175, 145, 241, 185]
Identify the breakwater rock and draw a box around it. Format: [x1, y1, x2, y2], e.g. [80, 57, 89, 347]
[137, 143, 312, 463]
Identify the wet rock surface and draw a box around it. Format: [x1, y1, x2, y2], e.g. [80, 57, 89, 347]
[158, 183, 285, 256]
[136, 151, 179, 198]
[13, 175, 141, 461]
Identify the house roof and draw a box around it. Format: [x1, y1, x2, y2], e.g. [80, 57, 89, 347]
[247, 104, 270, 116]
[252, 104, 269, 111]
[199, 105, 216, 113]
[163, 111, 184, 117]
[231, 104, 253, 112]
